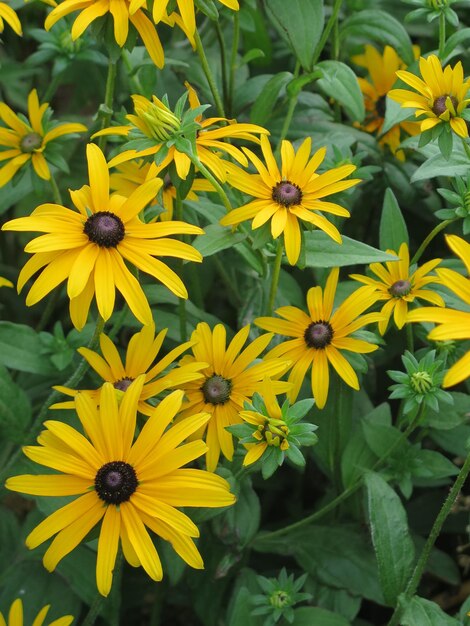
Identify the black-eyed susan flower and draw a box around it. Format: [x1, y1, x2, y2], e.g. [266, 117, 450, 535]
[407, 234, 470, 387]
[94, 84, 268, 182]
[0, 89, 86, 186]
[220, 136, 360, 265]
[52, 324, 207, 415]
[176, 322, 291, 472]
[109, 159, 214, 221]
[353, 44, 420, 160]
[255, 268, 384, 409]
[44, 0, 166, 67]
[388, 54, 470, 138]
[6, 378, 235, 597]
[350, 242, 444, 335]
[1, 144, 203, 330]
[0, 2, 22, 35]
[0, 598, 73, 626]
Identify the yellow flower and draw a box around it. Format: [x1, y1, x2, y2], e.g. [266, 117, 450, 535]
[220, 136, 360, 265]
[0, 3, 22, 35]
[388, 54, 470, 138]
[176, 322, 291, 472]
[94, 84, 268, 182]
[407, 235, 470, 387]
[350, 242, 444, 335]
[109, 159, 214, 221]
[255, 268, 384, 409]
[44, 0, 166, 67]
[1, 144, 204, 330]
[52, 324, 208, 415]
[6, 379, 235, 597]
[0, 598, 73, 626]
[0, 89, 86, 186]
[0, 276, 12, 288]
[353, 45, 420, 160]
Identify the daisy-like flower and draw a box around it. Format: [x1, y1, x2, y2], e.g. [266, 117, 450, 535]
[44, 0, 166, 67]
[6, 378, 235, 597]
[220, 136, 360, 265]
[52, 324, 208, 415]
[350, 242, 444, 335]
[94, 84, 268, 182]
[176, 322, 291, 472]
[353, 45, 420, 160]
[407, 234, 470, 387]
[109, 159, 213, 221]
[255, 268, 385, 409]
[0, 89, 86, 186]
[1, 144, 203, 330]
[388, 54, 470, 138]
[0, 598, 73, 626]
[0, 2, 22, 35]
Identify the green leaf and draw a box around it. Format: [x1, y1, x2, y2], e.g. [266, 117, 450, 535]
[411, 152, 469, 182]
[442, 27, 470, 62]
[192, 223, 246, 257]
[438, 127, 453, 160]
[379, 188, 409, 252]
[400, 595, 460, 625]
[292, 607, 350, 626]
[250, 71, 292, 125]
[0, 364, 32, 443]
[340, 10, 414, 65]
[240, 48, 266, 65]
[381, 97, 415, 135]
[365, 472, 415, 606]
[263, 0, 324, 72]
[316, 60, 365, 122]
[303, 231, 398, 267]
[0, 322, 58, 375]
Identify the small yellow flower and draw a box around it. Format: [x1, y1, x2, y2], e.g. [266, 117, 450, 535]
[350, 242, 444, 335]
[221, 136, 360, 265]
[0, 89, 86, 186]
[0, 2, 22, 35]
[0, 598, 73, 626]
[388, 54, 470, 138]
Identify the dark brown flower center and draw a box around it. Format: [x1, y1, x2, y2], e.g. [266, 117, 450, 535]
[95, 461, 138, 504]
[84, 211, 125, 248]
[272, 181, 302, 207]
[202, 374, 232, 405]
[376, 95, 387, 119]
[432, 94, 458, 116]
[304, 320, 334, 349]
[389, 279, 412, 297]
[163, 174, 173, 190]
[113, 377, 134, 392]
[20, 132, 42, 153]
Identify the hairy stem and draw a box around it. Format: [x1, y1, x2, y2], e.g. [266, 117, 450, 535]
[266, 239, 283, 315]
[194, 28, 225, 118]
[410, 218, 456, 265]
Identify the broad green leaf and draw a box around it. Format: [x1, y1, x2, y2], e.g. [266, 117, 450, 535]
[365, 472, 415, 606]
[316, 60, 365, 122]
[250, 71, 292, 125]
[0, 322, 58, 375]
[381, 97, 415, 135]
[442, 27, 470, 62]
[292, 607, 350, 626]
[424, 392, 470, 430]
[379, 188, 409, 251]
[264, 0, 324, 72]
[0, 364, 32, 443]
[340, 10, 414, 65]
[411, 152, 469, 182]
[192, 223, 246, 257]
[304, 231, 398, 267]
[400, 595, 460, 625]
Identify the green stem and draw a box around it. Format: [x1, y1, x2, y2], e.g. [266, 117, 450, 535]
[0, 316, 105, 483]
[406, 323, 414, 354]
[43, 71, 65, 103]
[228, 12, 239, 118]
[49, 174, 63, 205]
[410, 218, 456, 265]
[35, 288, 62, 332]
[97, 59, 118, 151]
[213, 254, 240, 306]
[121, 49, 144, 95]
[266, 239, 283, 315]
[80, 594, 104, 626]
[254, 412, 421, 544]
[214, 21, 229, 112]
[438, 11, 446, 59]
[311, 0, 343, 66]
[275, 60, 301, 153]
[188, 154, 232, 213]
[194, 28, 226, 118]
[461, 136, 470, 159]
[387, 452, 470, 626]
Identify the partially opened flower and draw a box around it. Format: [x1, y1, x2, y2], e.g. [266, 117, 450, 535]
[6, 378, 235, 597]
[176, 322, 291, 472]
[350, 242, 444, 335]
[0, 598, 73, 626]
[388, 54, 470, 138]
[0, 89, 86, 186]
[407, 234, 470, 387]
[220, 136, 360, 265]
[256, 268, 384, 408]
[2, 144, 204, 330]
[0, 3, 22, 35]
[53, 324, 207, 415]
